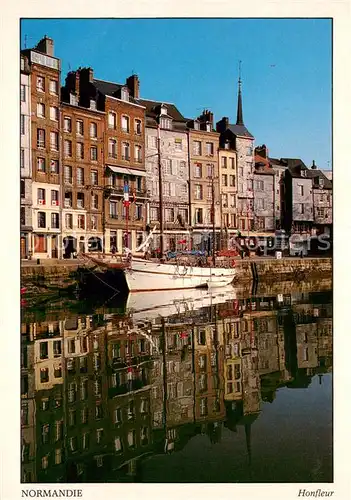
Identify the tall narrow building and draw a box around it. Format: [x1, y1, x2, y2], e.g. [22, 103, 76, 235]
[21, 37, 62, 259]
[217, 74, 255, 235]
[20, 54, 33, 258]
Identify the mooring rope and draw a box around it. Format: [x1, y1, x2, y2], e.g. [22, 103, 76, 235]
[78, 255, 121, 294]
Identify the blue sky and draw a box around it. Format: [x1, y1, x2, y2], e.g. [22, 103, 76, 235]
[21, 18, 332, 169]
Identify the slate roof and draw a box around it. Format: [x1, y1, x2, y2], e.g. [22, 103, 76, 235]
[254, 154, 274, 175]
[306, 169, 333, 189]
[93, 78, 139, 105]
[136, 98, 187, 122]
[228, 124, 254, 139]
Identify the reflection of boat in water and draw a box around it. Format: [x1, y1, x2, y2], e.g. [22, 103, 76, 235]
[125, 285, 236, 322]
[82, 253, 236, 293]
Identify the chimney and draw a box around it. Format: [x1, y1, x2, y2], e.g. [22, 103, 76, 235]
[255, 144, 268, 159]
[126, 74, 140, 99]
[35, 36, 54, 56]
[311, 160, 317, 170]
[216, 116, 229, 133]
[65, 71, 80, 95]
[79, 67, 94, 84]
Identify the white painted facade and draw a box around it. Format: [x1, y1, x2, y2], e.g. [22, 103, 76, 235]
[20, 59, 33, 257]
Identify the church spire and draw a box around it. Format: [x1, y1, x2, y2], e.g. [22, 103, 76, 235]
[236, 60, 244, 126]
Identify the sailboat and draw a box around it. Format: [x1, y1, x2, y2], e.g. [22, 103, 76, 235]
[82, 125, 236, 292]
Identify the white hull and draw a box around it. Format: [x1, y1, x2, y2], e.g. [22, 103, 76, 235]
[125, 286, 236, 321]
[125, 258, 235, 292]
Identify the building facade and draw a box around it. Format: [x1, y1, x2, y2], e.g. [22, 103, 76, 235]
[188, 110, 220, 250]
[218, 145, 237, 246]
[20, 55, 33, 258]
[253, 158, 275, 232]
[22, 37, 62, 259]
[140, 99, 190, 252]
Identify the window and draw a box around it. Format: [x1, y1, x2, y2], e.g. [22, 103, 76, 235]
[77, 167, 84, 186]
[121, 87, 129, 101]
[193, 141, 201, 155]
[230, 194, 236, 207]
[150, 207, 159, 221]
[221, 157, 227, 168]
[238, 167, 243, 177]
[134, 145, 142, 162]
[256, 198, 265, 210]
[20, 84, 26, 102]
[63, 117, 72, 133]
[54, 448, 62, 465]
[20, 148, 25, 169]
[90, 215, 97, 230]
[160, 117, 171, 129]
[38, 212, 46, 228]
[230, 175, 235, 187]
[135, 204, 142, 220]
[206, 142, 214, 155]
[222, 193, 228, 207]
[76, 142, 84, 159]
[134, 119, 142, 135]
[37, 76, 45, 92]
[77, 193, 85, 208]
[108, 112, 117, 129]
[50, 106, 59, 121]
[297, 203, 305, 215]
[163, 182, 171, 196]
[69, 437, 77, 452]
[207, 164, 214, 178]
[194, 184, 203, 200]
[207, 186, 213, 201]
[21, 115, 27, 136]
[121, 115, 130, 132]
[78, 214, 85, 229]
[41, 456, 49, 470]
[91, 170, 98, 185]
[175, 138, 182, 150]
[50, 132, 59, 151]
[256, 180, 264, 191]
[194, 163, 202, 178]
[64, 140, 72, 157]
[148, 135, 157, 148]
[298, 184, 304, 196]
[165, 208, 174, 223]
[200, 397, 208, 416]
[76, 120, 84, 136]
[50, 159, 59, 174]
[49, 79, 58, 95]
[90, 122, 97, 138]
[40, 341, 48, 359]
[91, 194, 98, 210]
[40, 368, 49, 383]
[195, 208, 203, 224]
[96, 405, 103, 420]
[110, 201, 118, 219]
[51, 213, 59, 229]
[246, 146, 253, 155]
[122, 142, 130, 160]
[64, 165, 72, 184]
[222, 174, 228, 187]
[51, 190, 59, 205]
[53, 340, 61, 356]
[247, 179, 253, 191]
[114, 436, 122, 451]
[230, 157, 235, 169]
[36, 102, 45, 118]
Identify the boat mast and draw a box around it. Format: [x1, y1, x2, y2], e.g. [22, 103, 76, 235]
[157, 124, 164, 257]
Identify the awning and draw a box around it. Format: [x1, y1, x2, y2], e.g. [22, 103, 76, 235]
[106, 165, 147, 177]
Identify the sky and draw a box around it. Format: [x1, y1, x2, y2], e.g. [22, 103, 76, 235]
[21, 18, 332, 170]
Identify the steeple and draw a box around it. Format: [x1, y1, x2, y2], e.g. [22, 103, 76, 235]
[236, 60, 244, 126]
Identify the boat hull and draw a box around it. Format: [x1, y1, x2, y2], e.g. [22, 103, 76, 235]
[125, 259, 235, 292]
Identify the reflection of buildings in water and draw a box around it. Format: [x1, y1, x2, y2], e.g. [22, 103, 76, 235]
[20, 288, 333, 482]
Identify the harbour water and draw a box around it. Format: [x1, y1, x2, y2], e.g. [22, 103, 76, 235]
[21, 281, 332, 483]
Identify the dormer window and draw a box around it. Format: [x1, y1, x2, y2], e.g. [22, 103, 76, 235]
[194, 121, 200, 131]
[301, 170, 307, 177]
[160, 117, 172, 130]
[70, 93, 78, 106]
[206, 122, 211, 132]
[121, 88, 129, 101]
[224, 141, 230, 150]
[90, 100, 96, 110]
[160, 105, 168, 116]
[319, 178, 324, 187]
